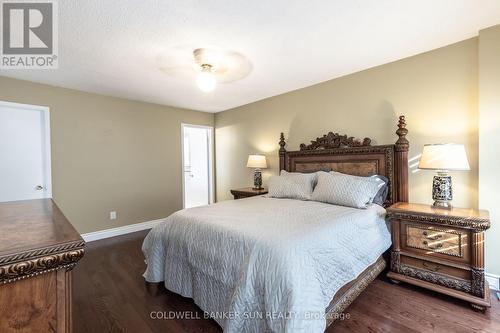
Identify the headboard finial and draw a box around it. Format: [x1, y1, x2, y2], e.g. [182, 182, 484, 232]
[279, 133, 286, 152]
[395, 115, 409, 202]
[395, 115, 409, 152]
[279, 133, 286, 170]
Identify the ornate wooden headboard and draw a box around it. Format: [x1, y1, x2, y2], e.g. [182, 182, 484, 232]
[278, 116, 409, 206]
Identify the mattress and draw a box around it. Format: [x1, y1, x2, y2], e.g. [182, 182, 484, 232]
[142, 196, 391, 332]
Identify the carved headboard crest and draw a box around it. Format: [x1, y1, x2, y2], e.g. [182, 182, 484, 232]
[299, 132, 371, 151]
[278, 115, 409, 205]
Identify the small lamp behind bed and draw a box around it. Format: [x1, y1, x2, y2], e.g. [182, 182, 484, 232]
[247, 155, 267, 190]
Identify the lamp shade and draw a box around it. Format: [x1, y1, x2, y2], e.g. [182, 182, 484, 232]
[418, 144, 470, 171]
[246, 155, 267, 168]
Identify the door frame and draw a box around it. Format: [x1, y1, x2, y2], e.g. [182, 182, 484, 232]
[181, 123, 214, 208]
[0, 100, 52, 199]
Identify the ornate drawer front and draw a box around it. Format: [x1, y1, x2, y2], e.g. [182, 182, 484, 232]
[400, 255, 471, 281]
[398, 255, 472, 293]
[405, 224, 467, 258]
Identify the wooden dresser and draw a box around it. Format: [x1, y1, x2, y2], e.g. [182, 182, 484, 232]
[387, 202, 491, 311]
[0, 199, 85, 332]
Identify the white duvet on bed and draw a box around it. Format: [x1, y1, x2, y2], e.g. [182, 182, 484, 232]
[142, 196, 391, 333]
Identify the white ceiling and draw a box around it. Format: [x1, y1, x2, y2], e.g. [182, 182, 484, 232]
[2, 0, 500, 112]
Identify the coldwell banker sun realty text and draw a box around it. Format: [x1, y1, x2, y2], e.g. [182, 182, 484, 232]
[1, 0, 58, 69]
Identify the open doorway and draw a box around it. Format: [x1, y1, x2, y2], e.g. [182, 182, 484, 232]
[181, 124, 214, 208]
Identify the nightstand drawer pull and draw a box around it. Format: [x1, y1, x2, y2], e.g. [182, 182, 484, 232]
[422, 231, 443, 241]
[422, 240, 443, 250]
[422, 261, 441, 272]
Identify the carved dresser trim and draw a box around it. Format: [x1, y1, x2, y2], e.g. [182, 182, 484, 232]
[0, 199, 85, 332]
[399, 264, 472, 293]
[0, 199, 85, 284]
[387, 211, 490, 232]
[0, 242, 85, 284]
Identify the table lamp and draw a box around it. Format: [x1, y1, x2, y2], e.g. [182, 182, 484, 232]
[418, 144, 470, 208]
[247, 155, 267, 190]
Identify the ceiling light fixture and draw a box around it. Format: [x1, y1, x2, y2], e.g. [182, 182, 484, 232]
[157, 47, 252, 93]
[196, 64, 217, 93]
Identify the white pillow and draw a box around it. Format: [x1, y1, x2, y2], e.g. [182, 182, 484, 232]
[280, 170, 320, 187]
[311, 171, 384, 208]
[268, 171, 316, 200]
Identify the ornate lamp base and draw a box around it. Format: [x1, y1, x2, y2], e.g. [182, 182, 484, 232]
[253, 168, 263, 190]
[432, 171, 452, 209]
[433, 200, 452, 209]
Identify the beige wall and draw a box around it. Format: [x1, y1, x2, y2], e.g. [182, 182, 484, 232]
[1, 33, 495, 274]
[0, 76, 214, 234]
[479, 25, 500, 276]
[215, 38, 479, 212]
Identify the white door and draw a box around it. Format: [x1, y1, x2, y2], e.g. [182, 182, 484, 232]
[0, 101, 52, 202]
[182, 124, 213, 208]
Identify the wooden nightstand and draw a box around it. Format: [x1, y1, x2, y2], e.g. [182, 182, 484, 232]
[230, 187, 268, 200]
[386, 202, 491, 311]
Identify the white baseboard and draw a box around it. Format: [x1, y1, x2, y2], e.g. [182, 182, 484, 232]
[82, 218, 165, 242]
[486, 273, 500, 291]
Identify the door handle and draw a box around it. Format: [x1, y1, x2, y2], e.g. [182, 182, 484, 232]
[35, 185, 44, 191]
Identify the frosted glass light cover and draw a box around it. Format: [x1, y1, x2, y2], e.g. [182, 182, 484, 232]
[196, 71, 216, 92]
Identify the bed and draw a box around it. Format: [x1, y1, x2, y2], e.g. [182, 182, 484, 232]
[142, 116, 409, 332]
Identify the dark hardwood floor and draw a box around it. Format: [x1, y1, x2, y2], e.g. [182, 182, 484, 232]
[73, 230, 500, 333]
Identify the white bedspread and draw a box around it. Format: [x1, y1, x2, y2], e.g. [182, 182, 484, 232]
[142, 196, 391, 332]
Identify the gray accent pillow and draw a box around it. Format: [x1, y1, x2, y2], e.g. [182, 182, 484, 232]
[311, 171, 385, 209]
[268, 171, 316, 200]
[370, 175, 389, 206]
